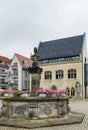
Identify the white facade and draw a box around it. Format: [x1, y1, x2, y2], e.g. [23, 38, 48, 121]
[0, 57, 10, 89]
[0, 67, 8, 89]
[8, 54, 30, 90]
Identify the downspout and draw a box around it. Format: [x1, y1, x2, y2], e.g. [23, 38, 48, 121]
[81, 32, 86, 98]
[84, 63, 87, 98]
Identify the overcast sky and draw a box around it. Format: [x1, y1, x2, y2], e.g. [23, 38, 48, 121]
[0, 0, 88, 59]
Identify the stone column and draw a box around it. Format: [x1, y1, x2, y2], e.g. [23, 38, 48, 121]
[28, 47, 42, 96]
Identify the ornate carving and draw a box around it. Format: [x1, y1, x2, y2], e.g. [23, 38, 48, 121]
[1, 101, 9, 117]
[11, 105, 28, 119]
[38, 102, 57, 118]
[58, 101, 67, 115]
[28, 110, 37, 119]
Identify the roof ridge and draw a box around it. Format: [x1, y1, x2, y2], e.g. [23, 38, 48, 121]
[15, 53, 29, 59]
[0, 55, 10, 60]
[40, 34, 84, 44]
[15, 53, 30, 68]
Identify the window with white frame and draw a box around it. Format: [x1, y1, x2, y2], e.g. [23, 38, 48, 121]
[56, 70, 64, 79]
[45, 71, 52, 80]
[68, 69, 76, 79]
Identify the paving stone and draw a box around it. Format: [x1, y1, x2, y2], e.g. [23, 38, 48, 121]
[0, 111, 84, 129]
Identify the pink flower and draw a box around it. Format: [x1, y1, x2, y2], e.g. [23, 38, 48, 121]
[50, 90, 58, 95]
[58, 89, 68, 96]
[36, 89, 47, 95]
[36, 88, 68, 97]
[22, 90, 29, 94]
[5, 90, 14, 94]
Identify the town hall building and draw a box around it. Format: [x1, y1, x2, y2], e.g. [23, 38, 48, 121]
[38, 33, 88, 98]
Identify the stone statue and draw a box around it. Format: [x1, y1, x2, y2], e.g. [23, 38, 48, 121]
[34, 47, 37, 54]
[28, 47, 42, 96]
[31, 47, 39, 67]
[75, 82, 81, 98]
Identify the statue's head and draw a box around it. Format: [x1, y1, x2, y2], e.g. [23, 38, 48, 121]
[34, 47, 38, 54]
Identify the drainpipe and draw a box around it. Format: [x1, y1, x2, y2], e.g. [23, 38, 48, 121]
[81, 33, 86, 98]
[84, 63, 87, 98]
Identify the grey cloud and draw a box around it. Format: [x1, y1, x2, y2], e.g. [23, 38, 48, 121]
[0, 0, 88, 58]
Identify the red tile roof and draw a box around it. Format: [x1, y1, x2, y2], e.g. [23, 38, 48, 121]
[0, 56, 11, 68]
[15, 53, 30, 68]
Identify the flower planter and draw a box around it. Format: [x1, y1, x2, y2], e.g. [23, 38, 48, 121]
[52, 94, 57, 97]
[4, 93, 9, 97]
[9, 94, 14, 97]
[61, 93, 67, 97]
[39, 93, 47, 97]
[20, 93, 29, 97]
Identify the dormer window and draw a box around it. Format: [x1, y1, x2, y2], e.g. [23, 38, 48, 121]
[22, 60, 28, 67]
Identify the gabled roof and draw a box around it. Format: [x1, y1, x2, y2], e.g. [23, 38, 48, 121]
[38, 34, 85, 60]
[0, 56, 11, 68]
[15, 53, 30, 68]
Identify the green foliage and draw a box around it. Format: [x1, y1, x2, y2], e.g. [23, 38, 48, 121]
[14, 90, 22, 97]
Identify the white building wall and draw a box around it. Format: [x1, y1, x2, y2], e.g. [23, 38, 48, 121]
[8, 55, 22, 90]
[0, 67, 8, 89]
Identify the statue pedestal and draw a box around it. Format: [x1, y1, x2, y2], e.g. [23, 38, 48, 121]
[31, 74, 40, 96]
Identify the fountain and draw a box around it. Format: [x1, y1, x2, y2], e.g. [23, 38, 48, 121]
[0, 47, 70, 119]
[0, 48, 84, 129]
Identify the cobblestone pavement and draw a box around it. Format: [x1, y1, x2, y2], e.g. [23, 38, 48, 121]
[0, 99, 88, 130]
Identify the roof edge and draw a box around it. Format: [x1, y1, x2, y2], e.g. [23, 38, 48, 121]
[39, 34, 84, 44]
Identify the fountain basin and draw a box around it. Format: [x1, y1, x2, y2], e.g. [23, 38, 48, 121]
[0, 96, 70, 119]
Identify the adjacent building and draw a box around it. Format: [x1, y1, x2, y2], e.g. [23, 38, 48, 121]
[38, 33, 87, 98]
[0, 56, 11, 89]
[8, 53, 30, 90]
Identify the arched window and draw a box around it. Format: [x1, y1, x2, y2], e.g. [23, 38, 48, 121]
[51, 85, 57, 90]
[45, 71, 52, 80]
[66, 87, 70, 96]
[68, 69, 76, 79]
[71, 87, 75, 96]
[56, 70, 64, 79]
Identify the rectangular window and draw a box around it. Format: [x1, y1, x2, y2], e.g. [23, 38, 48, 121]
[56, 70, 64, 79]
[68, 69, 76, 79]
[45, 71, 52, 80]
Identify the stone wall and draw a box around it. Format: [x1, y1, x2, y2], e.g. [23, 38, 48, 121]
[40, 61, 83, 97]
[0, 97, 70, 119]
